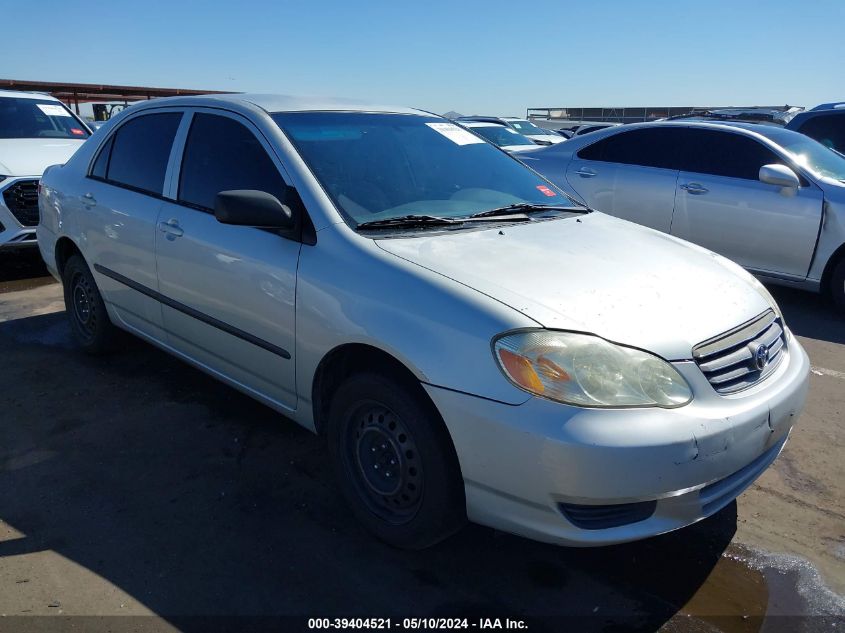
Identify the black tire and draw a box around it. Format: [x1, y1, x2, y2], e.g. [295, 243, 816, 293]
[831, 257, 845, 313]
[327, 372, 466, 549]
[62, 254, 117, 354]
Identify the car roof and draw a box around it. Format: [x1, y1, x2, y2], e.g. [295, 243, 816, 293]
[810, 101, 845, 111]
[0, 89, 62, 101]
[125, 93, 427, 116]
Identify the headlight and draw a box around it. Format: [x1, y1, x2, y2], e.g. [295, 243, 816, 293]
[493, 330, 692, 408]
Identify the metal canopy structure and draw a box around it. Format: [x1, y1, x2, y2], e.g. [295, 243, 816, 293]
[0, 78, 232, 113]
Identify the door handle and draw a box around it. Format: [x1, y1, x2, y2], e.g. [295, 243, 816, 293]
[80, 193, 97, 208]
[575, 168, 597, 178]
[157, 219, 184, 239]
[681, 183, 709, 195]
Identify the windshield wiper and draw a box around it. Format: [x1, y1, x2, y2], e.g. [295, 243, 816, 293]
[467, 203, 589, 219]
[356, 214, 461, 230]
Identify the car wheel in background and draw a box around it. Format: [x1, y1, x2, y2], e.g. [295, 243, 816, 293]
[327, 372, 466, 549]
[62, 254, 117, 354]
[831, 257, 845, 312]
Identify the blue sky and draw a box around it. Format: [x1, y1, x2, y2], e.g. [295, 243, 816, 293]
[3, 0, 843, 116]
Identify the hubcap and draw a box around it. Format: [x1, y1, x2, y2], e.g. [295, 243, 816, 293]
[346, 403, 423, 522]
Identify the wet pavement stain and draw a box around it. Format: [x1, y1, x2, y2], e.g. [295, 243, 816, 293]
[662, 545, 845, 631]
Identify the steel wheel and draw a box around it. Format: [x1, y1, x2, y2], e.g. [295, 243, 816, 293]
[71, 271, 98, 340]
[344, 401, 424, 524]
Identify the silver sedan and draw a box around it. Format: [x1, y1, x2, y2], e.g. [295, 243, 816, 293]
[38, 95, 809, 548]
[519, 120, 845, 310]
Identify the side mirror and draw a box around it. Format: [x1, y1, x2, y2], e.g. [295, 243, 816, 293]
[759, 164, 800, 194]
[214, 189, 297, 230]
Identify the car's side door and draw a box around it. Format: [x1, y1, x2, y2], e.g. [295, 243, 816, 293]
[154, 109, 301, 411]
[564, 127, 681, 232]
[82, 109, 184, 340]
[671, 128, 824, 279]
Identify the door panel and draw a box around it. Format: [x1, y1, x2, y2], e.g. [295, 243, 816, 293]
[565, 128, 682, 233]
[85, 181, 165, 337]
[670, 128, 824, 278]
[155, 202, 300, 409]
[155, 110, 301, 410]
[567, 160, 678, 232]
[83, 111, 183, 339]
[672, 173, 823, 277]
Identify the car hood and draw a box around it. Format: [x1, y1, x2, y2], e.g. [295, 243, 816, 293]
[375, 212, 771, 360]
[0, 138, 86, 176]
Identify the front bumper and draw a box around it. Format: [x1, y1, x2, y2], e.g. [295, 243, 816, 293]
[425, 328, 810, 546]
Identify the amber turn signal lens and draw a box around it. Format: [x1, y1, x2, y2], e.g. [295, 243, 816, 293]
[497, 348, 544, 393]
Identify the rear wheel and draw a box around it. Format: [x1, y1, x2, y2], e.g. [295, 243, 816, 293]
[62, 255, 117, 354]
[327, 373, 466, 549]
[831, 257, 845, 312]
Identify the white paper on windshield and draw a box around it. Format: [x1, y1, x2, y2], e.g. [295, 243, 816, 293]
[426, 122, 484, 145]
[36, 103, 72, 117]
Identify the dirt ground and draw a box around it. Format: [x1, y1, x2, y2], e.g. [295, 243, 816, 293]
[0, 250, 843, 632]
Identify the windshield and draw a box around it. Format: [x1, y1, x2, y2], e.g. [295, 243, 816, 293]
[757, 127, 845, 181]
[470, 125, 536, 147]
[507, 120, 547, 135]
[0, 97, 90, 140]
[272, 112, 577, 226]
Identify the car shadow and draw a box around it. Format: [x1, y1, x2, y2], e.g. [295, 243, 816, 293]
[0, 312, 746, 632]
[767, 284, 844, 346]
[0, 249, 52, 292]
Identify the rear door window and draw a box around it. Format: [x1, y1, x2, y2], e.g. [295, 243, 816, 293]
[178, 113, 288, 211]
[577, 128, 680, 170]
[677, 128, 784, 180]
[796, 113, 845, 153]
[103, 113, 182, 194]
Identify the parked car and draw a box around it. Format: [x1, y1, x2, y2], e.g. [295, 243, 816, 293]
[457, 116, 564, 145]
[0, 90, 91, 250]
[520, 121, 845, 309]
[457, 120, 537, 153]
[38, 94, 808, 549]
[786, 102, 845, 154]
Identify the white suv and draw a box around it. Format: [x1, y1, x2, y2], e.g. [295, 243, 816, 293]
[0, 90, 91, 249]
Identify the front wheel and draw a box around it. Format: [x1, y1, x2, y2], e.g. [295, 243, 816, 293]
[831, 257, 845, 313]
[327, 373, 466, 549]
[62, 254, 117, 354]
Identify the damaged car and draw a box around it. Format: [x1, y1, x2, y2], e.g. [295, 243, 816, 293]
[38, 94, 809, 548]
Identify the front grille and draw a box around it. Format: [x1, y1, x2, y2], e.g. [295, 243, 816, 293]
[2, 179, 40, 227]
[558, 500, 657, 530]
[693, 310, 786, 394]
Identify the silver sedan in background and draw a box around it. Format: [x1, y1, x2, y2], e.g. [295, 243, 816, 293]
[38, 95, 809, 549]
[519, 121, 845, 310]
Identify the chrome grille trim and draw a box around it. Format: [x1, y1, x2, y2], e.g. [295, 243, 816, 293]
[693, 310, 787, 394]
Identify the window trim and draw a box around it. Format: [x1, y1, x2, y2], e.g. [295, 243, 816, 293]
[85, 108, 186, 199]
